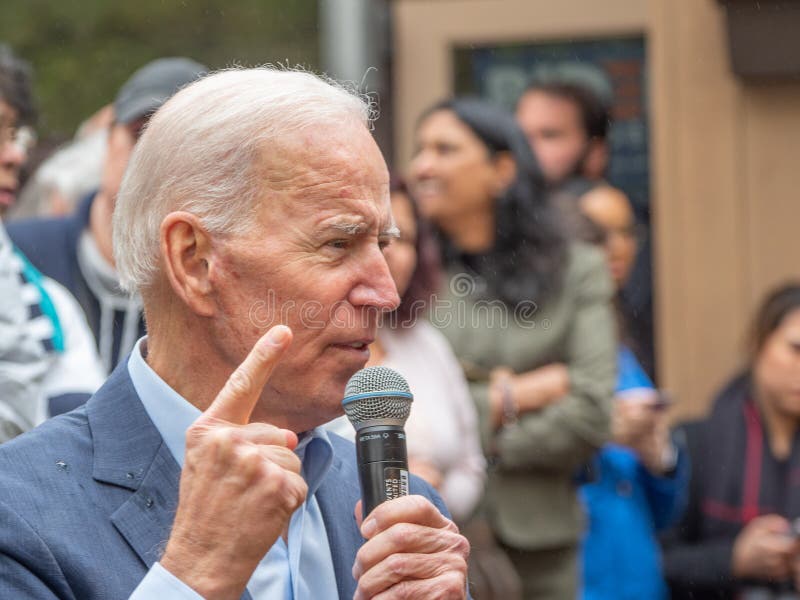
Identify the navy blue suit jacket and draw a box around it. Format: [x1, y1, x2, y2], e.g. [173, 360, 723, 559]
[0, 362, 451, 599]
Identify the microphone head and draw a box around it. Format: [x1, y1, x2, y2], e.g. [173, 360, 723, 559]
[342, 366, 413, 431]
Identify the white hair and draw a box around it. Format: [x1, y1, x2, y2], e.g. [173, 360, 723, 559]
[14, 129, 107, 219]
[112, 66, 375, 293]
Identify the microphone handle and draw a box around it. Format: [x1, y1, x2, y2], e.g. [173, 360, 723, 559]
[355, 425, 409, 517]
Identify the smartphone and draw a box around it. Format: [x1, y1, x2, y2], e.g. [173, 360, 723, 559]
[616, 388, 672, 410]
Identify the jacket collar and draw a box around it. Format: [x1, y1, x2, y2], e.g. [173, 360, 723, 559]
[87, 361, 167, 490]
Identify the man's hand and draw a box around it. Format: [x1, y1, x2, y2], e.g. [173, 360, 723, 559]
[160, 325, 308, 600]
[732, 515, 797, 581]
[352, 495, 469, 599]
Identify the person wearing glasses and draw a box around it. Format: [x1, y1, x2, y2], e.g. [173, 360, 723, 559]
[0, 46, 104, 442]
[8, 58, 206, 374]
[575, 183, 689, 600]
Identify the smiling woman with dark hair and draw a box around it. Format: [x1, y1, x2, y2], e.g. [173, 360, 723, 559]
[409, 97, 617, 598]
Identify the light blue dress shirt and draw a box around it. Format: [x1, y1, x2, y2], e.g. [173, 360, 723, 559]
[127, 337, 339, 599]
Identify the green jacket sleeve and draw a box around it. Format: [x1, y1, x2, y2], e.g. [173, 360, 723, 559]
[491, 249, 616, 473]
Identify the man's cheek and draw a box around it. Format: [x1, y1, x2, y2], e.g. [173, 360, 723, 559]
[298, 300, 325, 330]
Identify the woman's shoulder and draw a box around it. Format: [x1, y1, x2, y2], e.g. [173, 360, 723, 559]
[557, 241, 613, 302]
[564, 241, 606, 276]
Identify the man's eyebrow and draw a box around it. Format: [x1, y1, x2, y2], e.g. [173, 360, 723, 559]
[381, 225, 401, 239]
[317, 221, 399, 238]
[326, 221, 368, 236]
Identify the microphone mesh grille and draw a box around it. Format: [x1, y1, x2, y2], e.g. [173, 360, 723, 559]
[343, 366, 412, 427]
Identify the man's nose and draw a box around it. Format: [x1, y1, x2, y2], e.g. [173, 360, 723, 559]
[350, 248, 401, 312]
[0, 140, 26, 167]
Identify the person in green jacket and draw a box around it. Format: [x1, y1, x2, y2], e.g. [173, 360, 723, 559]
[408, 98, 617, 599]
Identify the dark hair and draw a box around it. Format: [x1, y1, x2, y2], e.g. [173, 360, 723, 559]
[389, 177, 442, 326]
[519, 81, 610, 142]
[0, 45, 36, 126]
[748, 282, 800, 363]
[549, 178, 606, 246]
[420, 97, 567, 305]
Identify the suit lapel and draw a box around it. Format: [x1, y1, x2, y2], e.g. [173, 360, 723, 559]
[317, 450, 363, 599]
[86, 364, 257, 599]
[87, 365, 179, 567]
[109, 443, 181, 568]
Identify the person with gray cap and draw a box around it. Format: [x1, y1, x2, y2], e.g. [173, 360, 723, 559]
[8, 57, 207, 374]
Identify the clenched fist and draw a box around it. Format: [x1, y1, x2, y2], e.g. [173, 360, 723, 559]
[353, 495, 470, 599]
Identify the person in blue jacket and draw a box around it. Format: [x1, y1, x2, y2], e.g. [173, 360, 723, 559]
[576, 184, 689, 599]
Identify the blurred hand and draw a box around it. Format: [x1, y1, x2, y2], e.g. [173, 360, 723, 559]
[160, 325, 308, 600]
[408, 457, 444, 490]
[613, 391, 674, 474]
[514, 363, 570, 409]
[612, 390, 659, 444]
[732, 515, 797, 581]
[488, 364, 570, 429]
[353, 496, 469, 599]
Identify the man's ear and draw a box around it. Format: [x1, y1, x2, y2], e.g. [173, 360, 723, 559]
[492, 151, 517, 196]
[160, 211, 217, 317]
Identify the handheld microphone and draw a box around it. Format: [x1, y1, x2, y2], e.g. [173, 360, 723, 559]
[342, 366, 413, 518]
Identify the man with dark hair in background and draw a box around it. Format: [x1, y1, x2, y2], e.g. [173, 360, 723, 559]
[516, 80, 656, 379]
[8, 57, 207, 374]
[516, 80, 611, 188]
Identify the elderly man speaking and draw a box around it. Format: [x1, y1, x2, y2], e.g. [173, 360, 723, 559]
[0, 68, 469, 599]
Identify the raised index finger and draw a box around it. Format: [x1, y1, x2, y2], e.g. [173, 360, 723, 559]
[204, 325, 292, 424]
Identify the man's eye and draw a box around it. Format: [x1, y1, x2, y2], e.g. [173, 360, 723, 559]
[541, 129, 564, 140]
[379, 239, 392, 252]
[327, 239, 350, 250]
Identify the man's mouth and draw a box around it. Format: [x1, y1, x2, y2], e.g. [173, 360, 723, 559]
[329, 339, 374, 358]
[343, 341, 368, 349]
[331, 339, 373, 350]
[0, 187, 16, 208]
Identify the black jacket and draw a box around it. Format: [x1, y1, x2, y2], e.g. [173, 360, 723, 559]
[663, 373, 800, 598]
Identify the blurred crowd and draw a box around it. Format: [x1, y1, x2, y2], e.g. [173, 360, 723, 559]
[2, 44, 800, 600]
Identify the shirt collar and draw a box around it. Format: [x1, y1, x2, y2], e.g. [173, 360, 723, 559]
[127, 336, 334, 494]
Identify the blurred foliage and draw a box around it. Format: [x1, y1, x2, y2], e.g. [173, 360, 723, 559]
[0, 0, 319, 138]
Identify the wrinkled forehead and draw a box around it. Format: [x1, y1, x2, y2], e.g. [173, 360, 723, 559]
[256, 122, 392, 226]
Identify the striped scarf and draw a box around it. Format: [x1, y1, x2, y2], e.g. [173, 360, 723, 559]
[0, 223, 60, 440]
